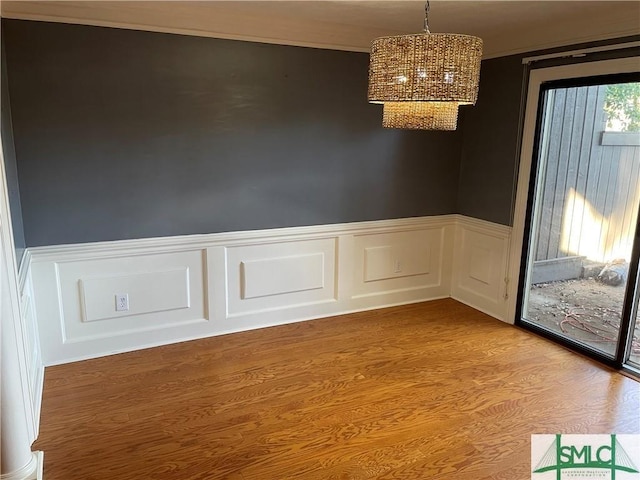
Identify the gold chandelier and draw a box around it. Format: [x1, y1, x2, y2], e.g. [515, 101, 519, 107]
[368, 2, 483, 130]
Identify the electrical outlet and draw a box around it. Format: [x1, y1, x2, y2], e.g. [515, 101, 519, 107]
[394, 260, 402, 273]
[115, 293, 129, 312]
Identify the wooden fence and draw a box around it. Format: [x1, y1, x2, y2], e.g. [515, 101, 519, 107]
[533, 84, 640, 264]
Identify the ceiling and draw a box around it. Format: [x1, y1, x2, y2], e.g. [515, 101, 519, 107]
[2, 1, 639, 59]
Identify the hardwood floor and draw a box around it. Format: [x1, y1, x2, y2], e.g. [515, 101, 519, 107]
[33, 299, 639, 479]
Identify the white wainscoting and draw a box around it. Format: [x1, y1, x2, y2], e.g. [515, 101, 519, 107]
[57, 250, 206, 343]
[226, 238, 337, 316]
[17, 251, 44, 442]
[350, 225, 453, 307]
[30, 249, 210, 364]
[451, 216, 512, 321]
[26, 215, 512, 366]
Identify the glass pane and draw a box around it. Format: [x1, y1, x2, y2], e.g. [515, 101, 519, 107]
[521, 82, 640, 358]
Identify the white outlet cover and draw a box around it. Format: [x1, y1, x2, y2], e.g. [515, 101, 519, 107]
[115, 293, 129, 312]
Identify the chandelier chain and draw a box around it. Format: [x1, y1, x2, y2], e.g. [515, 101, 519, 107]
[424, 0, 430, 33]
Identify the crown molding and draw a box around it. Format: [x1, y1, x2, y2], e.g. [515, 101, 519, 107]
[3, 1, 640, 60]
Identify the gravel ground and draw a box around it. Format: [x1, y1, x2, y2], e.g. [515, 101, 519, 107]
[525, 277, 640, 359]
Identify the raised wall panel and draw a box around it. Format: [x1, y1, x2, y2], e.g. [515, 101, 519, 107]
[451, 218, 511, 320]
[241, 253, 324, 299]
[460, 233, 502, 299]
[469, 245, 492, 285]
[363, 244, 430, 282]
[226, 238, 337, 317]
[18, 265, 44, 441]
[57, 249, 207, 343]
[352, 228, 448, 300]
[80, 269, 190, 322]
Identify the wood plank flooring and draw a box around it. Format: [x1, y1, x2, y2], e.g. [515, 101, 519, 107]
[33, 299, 639, 479]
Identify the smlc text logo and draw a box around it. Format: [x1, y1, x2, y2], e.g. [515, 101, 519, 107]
[531, 434, 640, 480]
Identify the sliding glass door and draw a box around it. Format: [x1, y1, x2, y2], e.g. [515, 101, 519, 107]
[517, 71, 640, 371]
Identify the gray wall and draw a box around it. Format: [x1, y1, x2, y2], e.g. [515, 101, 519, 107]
[456, 38, 640, 227]
[3, 21, 637, 249]
[1, 37, 26, 261]
[457, 54, 524, 226]
[3, 19, 463, 247]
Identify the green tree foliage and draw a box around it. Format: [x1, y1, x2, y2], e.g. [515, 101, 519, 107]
[604, 82, 640, 132]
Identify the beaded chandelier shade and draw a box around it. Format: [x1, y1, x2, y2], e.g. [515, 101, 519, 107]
[368, 3, 482, 130]
[382, 101, 459, 130]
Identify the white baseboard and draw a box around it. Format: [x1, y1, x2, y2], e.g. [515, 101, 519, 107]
[25, 215, 511, 366]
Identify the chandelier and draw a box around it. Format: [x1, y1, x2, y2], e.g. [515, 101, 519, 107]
[368, 2, 483, 130]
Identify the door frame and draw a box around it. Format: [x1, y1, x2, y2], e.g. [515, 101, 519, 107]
[507, 57, 640, 370]
[506, 56, 640, 324]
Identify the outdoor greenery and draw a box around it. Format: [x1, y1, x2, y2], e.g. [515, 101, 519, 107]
[604, 82, 640, 132]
